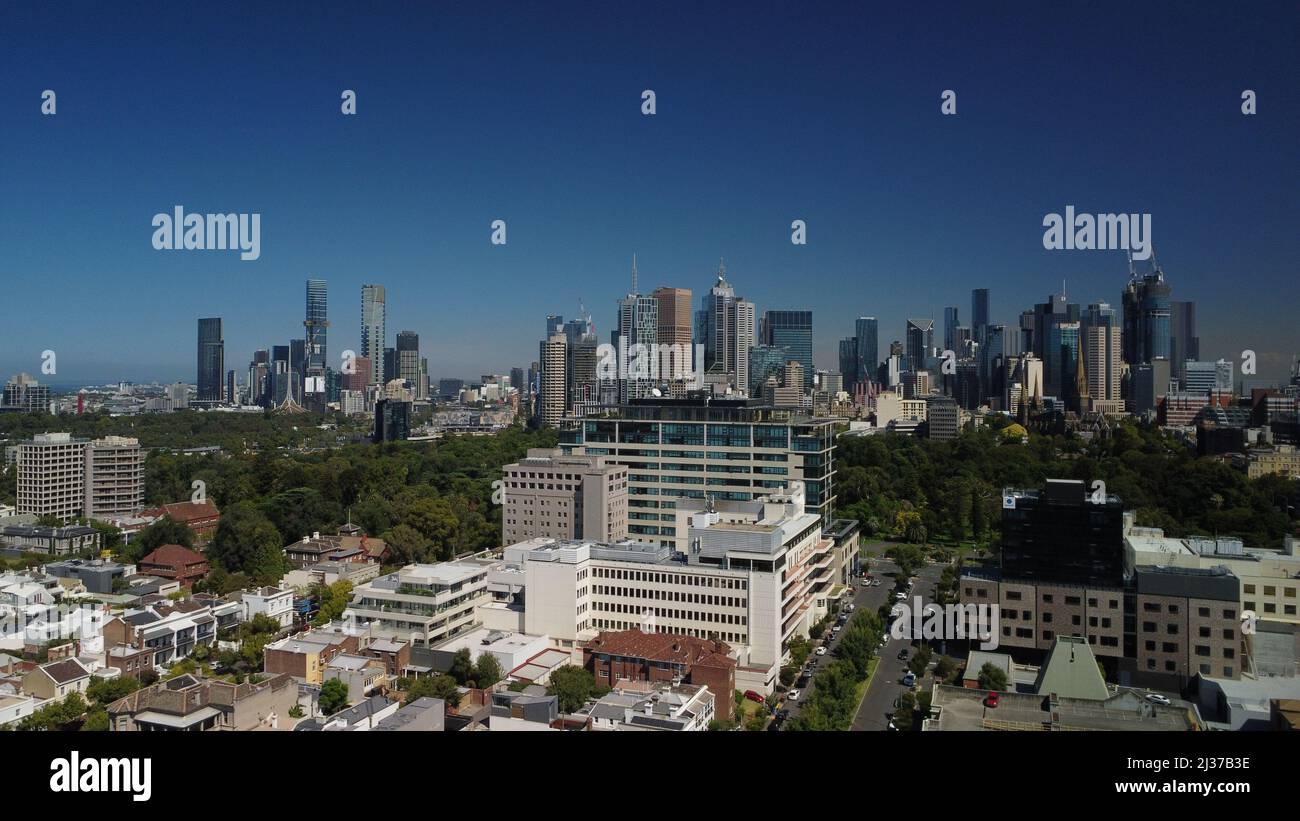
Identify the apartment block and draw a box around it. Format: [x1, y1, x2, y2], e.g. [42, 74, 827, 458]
[15, 433, 143, 521]
[83, 436, 144, 517]
[345, 559, 495, 646]
[501, 448, 629, 544]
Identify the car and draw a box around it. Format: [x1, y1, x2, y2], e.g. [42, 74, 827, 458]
[787, 690, 801, 701]
[845, 603, 855, 612]
[796, 676, 810, 689]
[743, 690, 765, 704]
[880, 633, 889, 645]
[815, 645, 827, 656]
[1144, 693, 1172, 706]
[897, 648, 909, 661]
[832, 624, 842, 634]
[887, 720, 899, 731]
[893, 592, 906, 602]
[901, 673, 916, 687]
[872, 579, 882, 587]
[860, 579, 871, 587]
[984, 692, 1000, 709]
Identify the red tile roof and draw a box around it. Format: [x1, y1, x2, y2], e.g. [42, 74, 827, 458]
[139, 543, 208, 568]
[585, 630, 736, 668]
[138, 500, 220, 524]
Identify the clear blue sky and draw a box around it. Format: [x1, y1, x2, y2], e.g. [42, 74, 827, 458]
[1, 1, 1297, 384]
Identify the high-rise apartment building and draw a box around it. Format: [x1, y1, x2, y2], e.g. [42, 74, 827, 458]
[196, 318, 224, 403]
[16, 433, 143, 521]
[1171, 301, 1199, 384]
[854, 316, 878, 391]
[501, 449, 629, 544]
[361, 284, 387, 386]
[538, 331, 568, 428]
[83, 436, 144, 517]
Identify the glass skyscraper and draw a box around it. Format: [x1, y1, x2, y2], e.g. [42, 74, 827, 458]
[196, 318, 224, 403]
[361, 284, 386, 385]
[761, 310, 813, 390]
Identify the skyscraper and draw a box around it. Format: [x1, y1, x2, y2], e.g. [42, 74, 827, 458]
[196, 318, 224, 403]
[699, 262, 755, 395]
[361, 284, 386, 386]
[396, 331, 420, 387]
[305, 279, 328, 374]
[838, 337, 858, 391]
[1171, 300, 1199, 384]
[616, 256, 659, 401]
[653, 287, 693, 346]
[943, 306, 960, 352]
[539, 331, 567, 428]
[1122, 266, 1172, 367]
[971, 288, 989, 343]
[905, 318, 934, 373]
[761, 310, 813, 389]
[855, 316, 878, 389]
[1082, 302, 1123, 403]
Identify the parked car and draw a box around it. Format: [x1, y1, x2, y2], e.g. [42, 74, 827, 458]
[1144, 693, 1172, 706]
[897, 648, 909, 661]
[880, 633, 889, 645]
[902, 672, 916, 687]
[845, 603, 855, 612]
[860, 579, 871, 587]
[787, 690, 801, 701]
[872, 579, 882, 586]
[815, 645, 828, 656]
[744, 690, 765, 704]
[984, 691, 1000, 709]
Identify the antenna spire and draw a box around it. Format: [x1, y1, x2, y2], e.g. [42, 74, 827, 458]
[631, 253, 638, 295]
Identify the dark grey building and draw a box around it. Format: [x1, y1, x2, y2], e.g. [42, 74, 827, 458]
[196, 318, 224, 403]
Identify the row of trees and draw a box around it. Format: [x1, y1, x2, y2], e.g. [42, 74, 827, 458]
[836, 418, 1298, 549]
[785, 609, 884, 731]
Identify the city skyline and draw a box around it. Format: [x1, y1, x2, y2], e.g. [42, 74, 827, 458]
[1, 2, 1297, 383]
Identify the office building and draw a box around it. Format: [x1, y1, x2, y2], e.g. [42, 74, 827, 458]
[653, 287, 693, 346]
[374, 399, 410, 442]
[1122, 268, 1172, 366]
[697, 264, 755, 396]
[1184, 359, 1233, 395]
[507, 483, 831, 693]
[748, 344, 790, 396]
[196, 318, 224, 404]
[501, 448, 629, 544]
[396, 331, 420, 391]
[905, 319, 934, 372]
[1082, 302, 1123, 403]
[1000, 479, 1126, 586]
[855, 317, 879, 391]
[560, 397, 836, 548]
[1171, 300, 1198, 384]
[361, 284, 386, 385]
[944, 306, 960, 352]
[925, 396, 960, 441]
[1, 373, 53, 414]
[971, 288, 989, 343]
[761, 310, 813, 389]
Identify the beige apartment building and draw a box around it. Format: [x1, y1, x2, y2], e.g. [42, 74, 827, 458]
[345, 558, 495, 646]
[16, 433, 143, 521]
[501, 448, 628, 545]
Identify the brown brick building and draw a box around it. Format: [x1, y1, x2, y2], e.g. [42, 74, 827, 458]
[138, 543, 210, 588]
[583, 629, 736, 699]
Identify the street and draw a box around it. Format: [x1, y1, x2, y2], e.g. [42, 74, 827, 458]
[851, 559, 946, 731]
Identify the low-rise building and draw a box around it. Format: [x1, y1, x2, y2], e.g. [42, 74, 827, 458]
[135, 500, 221, 544]
[345, 559, 493, 646]
[22, 658, 92, 700]
[584, 679, 715, 731]
[582, 628, 736, 699]
[137, 544, 209, 588]
[0, 524, 100, 556]
[236, 586, 295, 628]
[106, 672, 297, 731]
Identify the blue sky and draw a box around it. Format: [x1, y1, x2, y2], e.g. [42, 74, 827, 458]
[1, 1, 1297, 384]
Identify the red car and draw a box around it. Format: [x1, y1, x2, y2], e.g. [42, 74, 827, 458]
[744, 690, 766, 705]
[984, 692, 1000, 709]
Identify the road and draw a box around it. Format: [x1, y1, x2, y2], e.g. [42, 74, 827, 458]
[851, 560, 947, 731]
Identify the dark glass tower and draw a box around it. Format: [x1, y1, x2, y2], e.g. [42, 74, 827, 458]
[1000, 479, 1125, 586]
[197, 318, 224, 403]
[761, 310, 813, 389]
